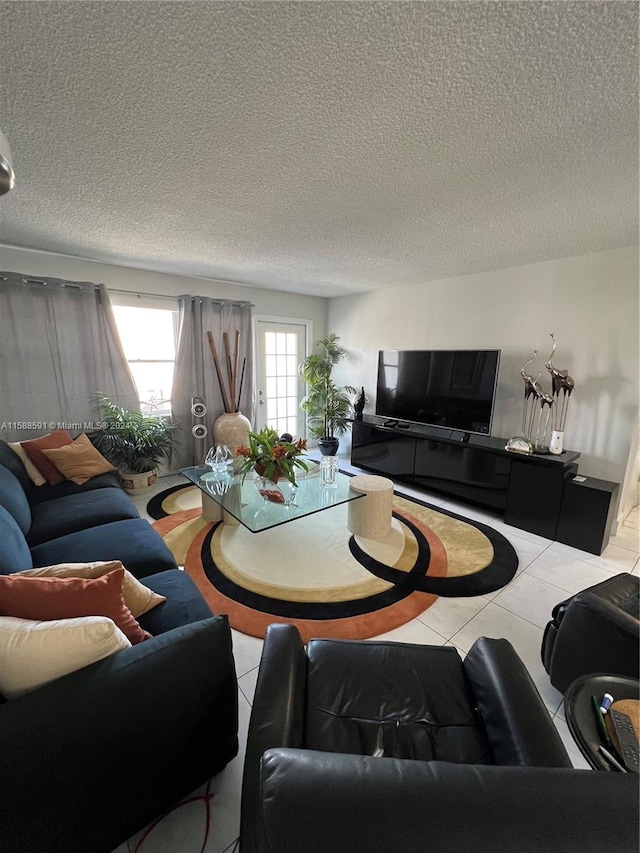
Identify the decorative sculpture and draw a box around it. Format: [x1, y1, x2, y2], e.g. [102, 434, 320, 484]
[353, 386, 366, 420]
[520, 352, 545, 443]
[545, 333, 574, 455]
[506, 334, 575, 456]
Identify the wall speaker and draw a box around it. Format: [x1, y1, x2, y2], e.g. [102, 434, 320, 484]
[192, 423, 208, 439]
[191, 396, 208, 440]
[191, 397, 207, 418]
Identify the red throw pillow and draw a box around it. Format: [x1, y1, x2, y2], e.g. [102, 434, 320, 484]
[21, 429, 74, 485]
[0, 569, 151, 644]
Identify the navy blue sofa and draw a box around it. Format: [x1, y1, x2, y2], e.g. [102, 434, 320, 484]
[0, 440, 239, 853]
[0, 439, 178, 577]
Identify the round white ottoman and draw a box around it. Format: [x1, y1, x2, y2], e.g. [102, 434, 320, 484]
[347, 474, 394, 539]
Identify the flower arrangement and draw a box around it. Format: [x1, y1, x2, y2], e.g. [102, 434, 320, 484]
[236, 426, 310, 485]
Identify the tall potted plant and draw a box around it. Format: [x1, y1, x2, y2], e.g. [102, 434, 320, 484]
[299, 333, 356, 456]
[90, 393, 179, 495]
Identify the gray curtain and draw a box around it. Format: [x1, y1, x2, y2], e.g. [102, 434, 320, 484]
[0, 272, 139, 442]
[171, 295, 253, 468]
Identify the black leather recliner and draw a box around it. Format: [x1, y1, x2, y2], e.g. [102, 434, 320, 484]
[541, 572, 639, 693]
[239, 624, 638, 853]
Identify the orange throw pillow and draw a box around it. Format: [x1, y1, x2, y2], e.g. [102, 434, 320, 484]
[42, 433, 115, 485]
[21, 429, 73, 485]
[0, 569, 151, 644]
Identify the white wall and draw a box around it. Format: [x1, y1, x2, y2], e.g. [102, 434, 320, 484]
[0, 246, 328, 331]
[328, 245, 639, 519]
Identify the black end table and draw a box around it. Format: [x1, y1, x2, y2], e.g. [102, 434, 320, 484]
[564, 674, 639, 771]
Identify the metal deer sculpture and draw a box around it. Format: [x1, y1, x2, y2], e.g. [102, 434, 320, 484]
[520, 352, 545, 441]
[534, 388, 555, 452]
[545, 333, 574, 432]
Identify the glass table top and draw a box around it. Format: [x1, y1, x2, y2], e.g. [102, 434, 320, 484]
[179, 463, 363, 533]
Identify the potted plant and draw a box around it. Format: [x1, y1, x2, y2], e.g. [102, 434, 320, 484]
[299, 333, 356, 456]
[235, 426, 310, 485]
[90, 393, 179, 495]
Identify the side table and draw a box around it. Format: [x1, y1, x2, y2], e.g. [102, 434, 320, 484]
[564, 674, 639, 771]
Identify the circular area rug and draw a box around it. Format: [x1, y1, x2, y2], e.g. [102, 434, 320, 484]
[150, 484, 517, 641]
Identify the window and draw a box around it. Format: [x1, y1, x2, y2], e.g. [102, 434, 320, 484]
[112, 305, 177, 415]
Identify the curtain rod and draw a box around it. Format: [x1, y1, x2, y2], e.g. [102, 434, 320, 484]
[1, 276, 254, 307]
[1, 274, 89, 290]
[109, 288, 254, 307]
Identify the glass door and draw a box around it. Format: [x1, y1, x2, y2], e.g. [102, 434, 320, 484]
[255, 319, 309, 438]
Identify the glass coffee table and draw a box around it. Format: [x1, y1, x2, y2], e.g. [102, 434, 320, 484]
[180, 464, 363, 533]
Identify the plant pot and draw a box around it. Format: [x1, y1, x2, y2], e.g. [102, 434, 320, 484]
[213, 412, 251, 455]
[119, 470, 157, 495]
[318, 437, 339, 456]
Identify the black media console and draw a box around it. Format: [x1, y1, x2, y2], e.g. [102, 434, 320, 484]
[351, 416, 585, 542]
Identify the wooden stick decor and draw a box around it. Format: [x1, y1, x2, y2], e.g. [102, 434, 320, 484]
[236, 356, 247, 412]
[207, 330, 243, 413]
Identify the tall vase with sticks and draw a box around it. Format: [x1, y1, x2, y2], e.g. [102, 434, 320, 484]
[207, 330, 251, 454]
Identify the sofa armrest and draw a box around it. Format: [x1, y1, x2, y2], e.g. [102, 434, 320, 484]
[0, 616, 238, 853]
[240, 623, 307, 853]
[256, 749, 638, 853]
[463, 636, 571, 766]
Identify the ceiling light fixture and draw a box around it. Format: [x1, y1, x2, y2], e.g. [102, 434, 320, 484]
[0, 128, 16, 195]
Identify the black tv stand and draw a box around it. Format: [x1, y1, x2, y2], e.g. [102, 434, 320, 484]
[351, 415, 582, 540]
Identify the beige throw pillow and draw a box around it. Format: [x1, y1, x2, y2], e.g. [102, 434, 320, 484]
[41, 432, 115, 485]
[18, 560, 166, 618]
[8, 441, 47, 486]
[0, 614, 131, 699]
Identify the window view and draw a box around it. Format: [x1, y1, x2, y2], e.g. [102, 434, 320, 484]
[112, 306, 177, 415]
[264, 331, 300, 436]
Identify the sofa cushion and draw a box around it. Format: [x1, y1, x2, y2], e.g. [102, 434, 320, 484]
[0, 614, 131, 699]
[0, 440, 34, 495]
[137, 570, 214, 635]
[30, 518, 178, 579]
[26, 487, 140, 547]
[0, 506, 33, 574]
[18, 560, 166, 618]
[8, 442, 46, 486]
[21, 429, 74, 485]
[27, 470, 123, 505]
[0, 465, 32, 534]
[0, 569, 151, 644]
[42, 433, 116, 485]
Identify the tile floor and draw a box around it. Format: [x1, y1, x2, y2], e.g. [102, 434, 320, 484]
[114, 460, 640, 853]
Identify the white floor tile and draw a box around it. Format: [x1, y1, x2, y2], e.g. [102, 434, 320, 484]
[238, 665, 260, 706]
[416, 595, 490, 640]
[548, 540, 639, 574]
[553, 715, 591, 770]
[492, 572, 573, 630]
[524, 548, 616, 596]
[369, 617, 447, 645]
[230, 629, 264, 679]
[608, 524, 640, 554]
[507, 531, 552, 573]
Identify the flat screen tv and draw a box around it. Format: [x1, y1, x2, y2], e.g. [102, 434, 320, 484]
[376, 349, 501, 435]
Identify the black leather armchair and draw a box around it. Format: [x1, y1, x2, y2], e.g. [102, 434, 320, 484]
[238, 624, 636, 853]
[541, 572, 639, 693]
[257, 749, 638, 853]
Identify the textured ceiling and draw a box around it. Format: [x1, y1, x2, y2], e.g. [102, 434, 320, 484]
[0, 1, 637, 298]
